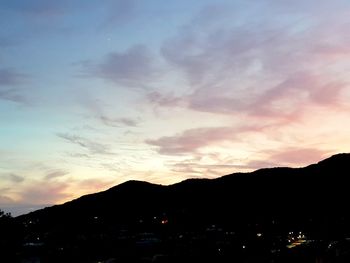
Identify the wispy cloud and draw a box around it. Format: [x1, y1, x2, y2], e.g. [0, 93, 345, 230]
[146, 126, 233, 155]
[56, 133, 112, 155]
[268, 148, 330, 167]
[80, 45, 157, 88]
[1, 176, 115, 208]
[99, 116, 139, 127]
[45, 169, 69, 180]
[146, 125, 262, 155]
[0, 68, 24, 86]
[169, 161, 246, 177]
[250, 73, 347, 118]
[0, 195, 15, 205]
[0, 173, 25, 183]
[0, 88, 26, 103]
[7, 173, 25, 183]
[154, 1, 350, 121]
[147, 91, 183, 108]
[75, 178, 114, 193]
[78, 97, 141, 128]
[1, 0, 66, 16]
[101, 0, 137, 28]
[165, 147, 332, 178]
[19, 181, 70, 205]
[0, 68, 27, 103]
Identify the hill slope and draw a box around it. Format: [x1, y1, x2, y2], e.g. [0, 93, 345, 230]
[14, 153, 350, 263]
[19, 153, 350, 226]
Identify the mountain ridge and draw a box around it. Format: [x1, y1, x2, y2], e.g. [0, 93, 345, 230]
[18, 152, 349, 222]
[74, 152, 350, 197]
[12, 153, 350, 263]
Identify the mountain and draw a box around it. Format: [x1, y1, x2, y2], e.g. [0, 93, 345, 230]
[19, 153, 350, 229]
[13, 153, 350, 263]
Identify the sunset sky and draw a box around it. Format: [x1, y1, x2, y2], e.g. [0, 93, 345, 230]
[1, 0, 350, 215]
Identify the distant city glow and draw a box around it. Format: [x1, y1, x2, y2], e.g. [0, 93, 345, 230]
[1, 0, 350, 215]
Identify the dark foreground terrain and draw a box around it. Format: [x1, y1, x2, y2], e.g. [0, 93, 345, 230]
[1, 153, 350, 262]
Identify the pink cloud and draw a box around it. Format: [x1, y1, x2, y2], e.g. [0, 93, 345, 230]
[146, 126, 234, 155]
[14, 177, 114, 206]
[0, 195, 15, 205]
[308, 82, 346, 106]
[146, 125, 264, 155]
[146, 2, 349, 176]
[268, 148, 330, 167]
[153, 2, 350, 122]
[149, 71, 347, 123]
[76, 178, 114, 193]
[165, 147, 332, 179]
[19, 181, 71, 205]
[250, 73, 347, 118]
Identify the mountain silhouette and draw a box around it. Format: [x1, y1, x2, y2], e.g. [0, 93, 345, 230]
[18, 153, 349, 231]
[12, 153, 350, 263]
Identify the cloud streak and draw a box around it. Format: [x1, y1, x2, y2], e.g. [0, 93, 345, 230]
[99, 116, 139, 128]
[101, 0, 137, 28]
[0, 173, 25, 183]
[1, 0, 350, 210]
[0, 68, 27, 103]
[146, 126, 232, 155]
[153, 1, 350, 121]
[268, 148, 330, 167]
[56, 133, 112, 155]
[45, 170, 69, 180]
[146, 125, 262, 155]
[0, 68, 24, 86]
[165, 147, 332, 179]
[19, 181, 70, 205]
[81, 45, 157, 88]
[1, 0, 66, 16]
[0, 195, 15, 205]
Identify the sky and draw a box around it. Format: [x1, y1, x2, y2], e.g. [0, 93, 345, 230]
[1, 0, 350, 215]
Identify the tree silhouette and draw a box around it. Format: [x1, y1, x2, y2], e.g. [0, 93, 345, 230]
[0, 208, 12, 219]
[0, 209, 20, 262]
